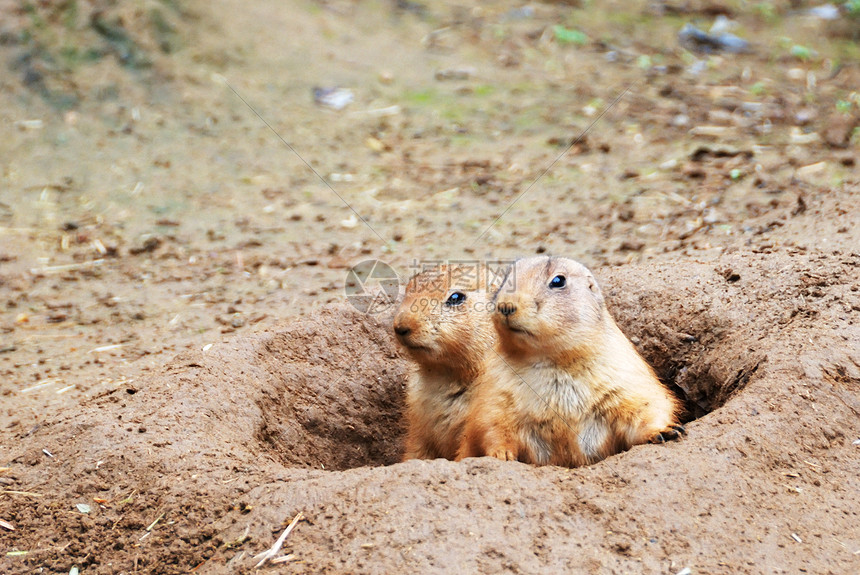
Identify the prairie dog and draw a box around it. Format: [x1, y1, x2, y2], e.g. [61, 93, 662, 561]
[458, 256, 683, 467]
[394, 264, 497, 461]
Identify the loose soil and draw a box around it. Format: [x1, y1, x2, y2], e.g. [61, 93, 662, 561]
[1, 1, 858, 573]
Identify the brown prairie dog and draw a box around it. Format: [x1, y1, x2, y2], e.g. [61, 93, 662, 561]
[458, 256, 683, 467]
[393, 264, 497, 461]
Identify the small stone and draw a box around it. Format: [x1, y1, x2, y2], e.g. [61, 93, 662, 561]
[671, 114, 689, 127]
[722, 268, 741, 283]
[794, 108, 818, 125]
[789, 128, 821, 145]
[823, 114, 858, 148]
[689, 126, 731, 137]
[129, 236, 162, 255]
[313, 87, 354, 110]
[434, 67, 476, 81]
[787, 68, 805, 80]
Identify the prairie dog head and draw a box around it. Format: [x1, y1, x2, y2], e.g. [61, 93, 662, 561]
[393, 264, 496, 377]
[493, 256, 606, 364]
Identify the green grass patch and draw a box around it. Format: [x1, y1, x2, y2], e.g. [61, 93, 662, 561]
[553, 25, 588, 46]
[749, 81, 767, 96]
[403, 88, 438, 106]
[473, 84, 495, 97]
[790, 44, 813, 61]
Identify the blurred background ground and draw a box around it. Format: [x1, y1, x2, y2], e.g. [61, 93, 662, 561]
[0, 0, 857, 443]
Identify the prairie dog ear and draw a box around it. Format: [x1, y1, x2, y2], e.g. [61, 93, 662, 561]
[586, 274, 604, 304]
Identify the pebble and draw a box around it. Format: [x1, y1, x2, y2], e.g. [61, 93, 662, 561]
[740, 102, 763, 113]
[671, 114, 690, 127]
[503, 6, 534, 20]
[678, 23, 749, 54]
[703, 209, 722, 224]
[435, 67, 476, 81]
[823, 113, 858, 148]
[689, 126, 731, 137]
[707, 110, 734, 125]
[794, 108, 818, 125]
[807, 4, 841, 20]
[709, 16, 738, 35]
[313, 87, 354, 110]
[789, 128, 821, 145]
[15, 120, 43, 130]
[787, 68, 806, 81]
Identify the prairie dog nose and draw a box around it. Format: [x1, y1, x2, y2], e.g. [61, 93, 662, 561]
[393, 312, 414, 338]
[394, 324, 411, 337]
[497, 301, 517, 317]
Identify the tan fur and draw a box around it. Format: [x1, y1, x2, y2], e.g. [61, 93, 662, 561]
[458, 256, 682, 467]
[394, 264, 496, 461]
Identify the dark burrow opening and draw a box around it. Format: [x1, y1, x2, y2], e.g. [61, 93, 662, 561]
[252, 302, 763, 471]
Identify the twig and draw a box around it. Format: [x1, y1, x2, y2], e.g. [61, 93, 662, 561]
[2, 490, 43, 498]
[20, 379, 62, 393]
[146, 511, 165, 531]
[88, 344, 125, 354]
[30, 259, 105, 275]
[118, 489, 137, 505]
[253, 512, 304, 568]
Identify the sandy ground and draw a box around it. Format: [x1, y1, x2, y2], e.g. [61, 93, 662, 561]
[1, 0, 859, 573]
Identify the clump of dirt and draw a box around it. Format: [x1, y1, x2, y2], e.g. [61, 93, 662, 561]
[2, 249, 858, 574]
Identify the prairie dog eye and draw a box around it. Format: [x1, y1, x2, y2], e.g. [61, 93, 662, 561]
[445, 292, 466, 306]
[549, 275, 566, 289]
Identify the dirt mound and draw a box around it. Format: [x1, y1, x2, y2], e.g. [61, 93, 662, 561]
[255, 307, 408, 470]
[2, 248, 858, 574]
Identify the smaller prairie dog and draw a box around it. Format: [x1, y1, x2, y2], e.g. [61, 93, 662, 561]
[458, 256, 683, 467]
[394, 264, 496, 461]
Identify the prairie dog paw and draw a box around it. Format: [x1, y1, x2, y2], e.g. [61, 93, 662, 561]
[649, 423, 687, 444]
[487, 448, 517, 461]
